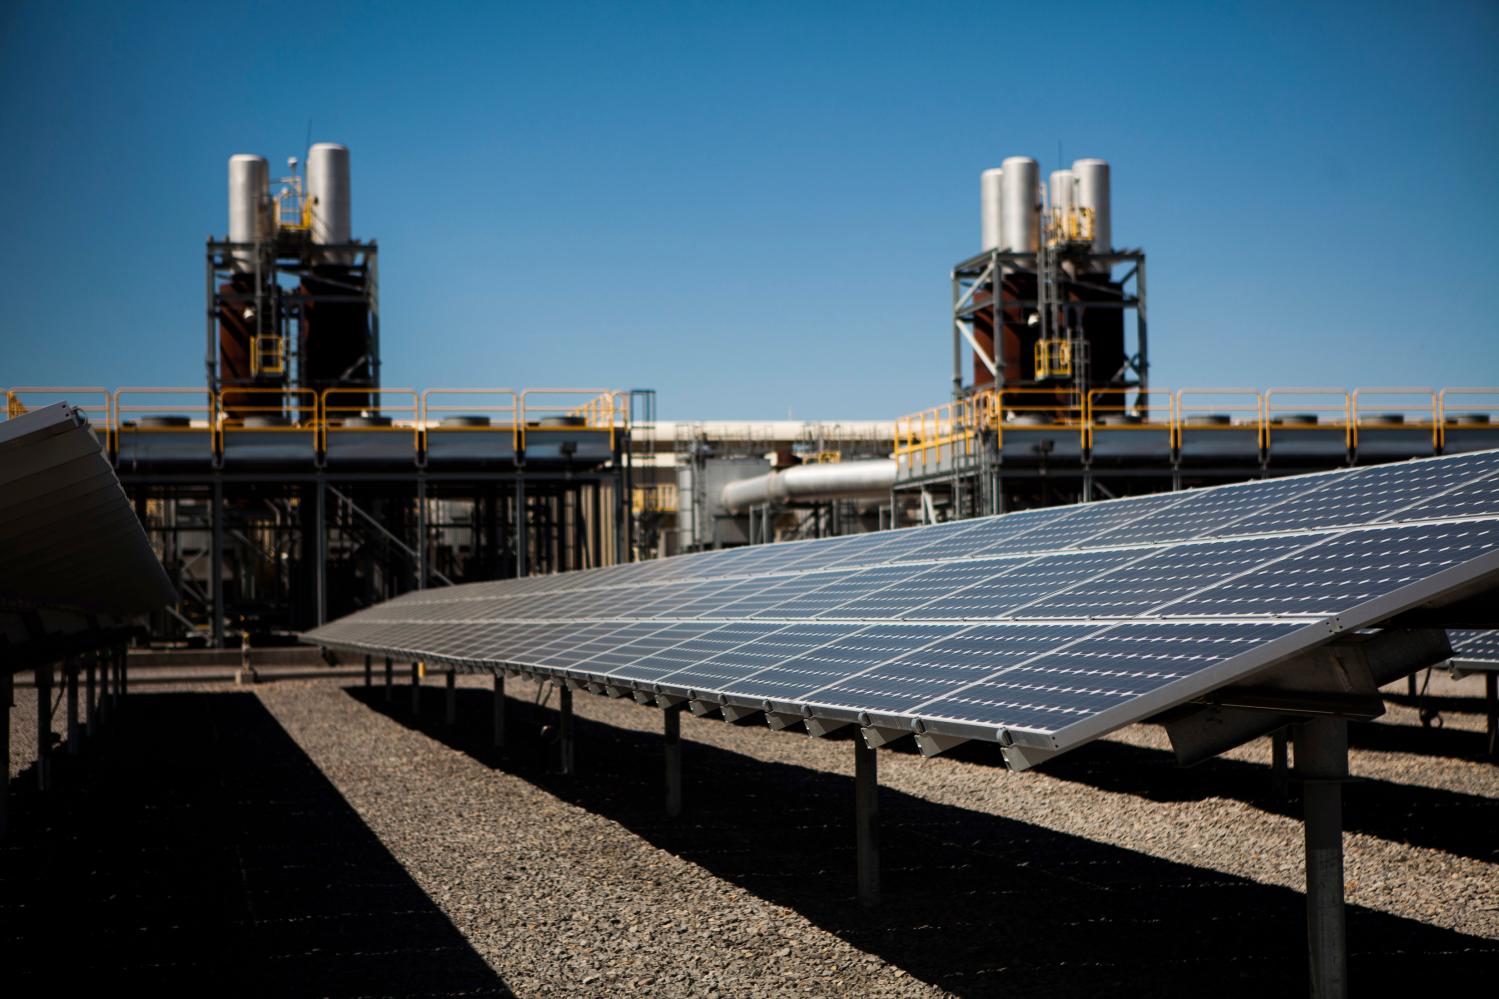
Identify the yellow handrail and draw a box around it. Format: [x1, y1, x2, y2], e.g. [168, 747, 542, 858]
[1350, 387, 1438, 451]
[1175, 388, 1265, 450]
[521, 387, 618, 450]
[420, 388, 520, 453]
[320, 387, 421, 454]
[1438, 388, 1499, 450]
[1085, 389, 1175, 450]
[1264, 388, 1352, 450]
[113, 387, 215, 456]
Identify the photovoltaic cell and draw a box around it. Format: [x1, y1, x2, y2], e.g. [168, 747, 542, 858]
[906, 549, 1141, 620]
[657, 622, 855, 694]
[722, 624, 951, 701]
[1083, 474, 1330, 548]
[1448, 629, 1499, 663]
[607, 621, 787, 683]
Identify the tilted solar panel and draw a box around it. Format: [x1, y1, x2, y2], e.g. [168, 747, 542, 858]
[305, 448, 1499, 767]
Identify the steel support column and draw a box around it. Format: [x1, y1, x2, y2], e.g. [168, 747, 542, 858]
[364, 654, 372, 688]
[445, 670, 456, 726]
[558, 685, 574, 775]
[65, 658, 80, 757]
[493, 674, 506, 751]
[314, 478, 328, 626]
[854, 737, 880, 907]
[1, 669, 11, 838]
[1271, 728, 1289, 797]
[417, 477, 428, 590]
[1486, 673, 1497, 757]
[85, 654, 96, 738]
[515, 476, 527, 578]
[384, 656, 393, 703]
[35, 663, 51, 791]
[664, 704, 683, 818]
[1295, 717, 1348, 999]
[212, 478, 225, 648]
[410, 662, 420, 715]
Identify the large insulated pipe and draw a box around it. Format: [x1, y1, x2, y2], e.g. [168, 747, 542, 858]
[1072, 158, 1111, 265]
[307, 142, 352, 262]
[999, 156, 1039, 254]
[720, 460, 896, 514]
[228, 154, 270, 272]
[980, 168, 1004, 253]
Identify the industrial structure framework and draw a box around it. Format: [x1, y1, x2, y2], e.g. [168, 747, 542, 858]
[4, 145, 637, 647]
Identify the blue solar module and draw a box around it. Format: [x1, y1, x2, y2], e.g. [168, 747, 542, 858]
[305, 447, 1499, 767]
[1448, 629, 1499, 663]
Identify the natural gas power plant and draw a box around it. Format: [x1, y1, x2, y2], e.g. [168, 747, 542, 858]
[5, 148, 1496, 647]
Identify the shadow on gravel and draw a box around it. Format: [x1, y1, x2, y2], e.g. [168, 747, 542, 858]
[1027, 735, 1499, 865]
[352, 683, 1499, 997]
[2, 692, 512, 997]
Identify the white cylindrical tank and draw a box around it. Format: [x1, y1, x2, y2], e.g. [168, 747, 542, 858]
[980, 168, 1004, 253]
[1072, 158, 1111, 262]
[720, 459, 897, 514]
[1049, 169, 1075, 238]
[307, 142, 352, 262]
[227, 154, 270, 272]
[1000, 156, 1039, 254]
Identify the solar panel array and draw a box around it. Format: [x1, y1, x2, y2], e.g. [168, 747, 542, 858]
[1447, 629, 1499, 666]
[306, 449, 1499, 765]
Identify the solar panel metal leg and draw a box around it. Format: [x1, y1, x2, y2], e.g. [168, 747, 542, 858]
[854, 737, 880, 908]
[664, 704, 683, 818]
[445, 671, 456, 727]
[384, 656, 393, 703]
[558, 685, 574, 775]
[85, 655, 96, 739]
[120, 649, 127, 701]
[410, 662, 421, 715]
[364, 655, 372, 688]
[65, 658, 80, 757]
[492, 674, 507, 752]
[1486, 673, 1498, 758]
[35, 663, 51, 791]
[1271, 728, 1289, 797]
[1, 669, 11, 839]
[1295, 717, 1348, 999]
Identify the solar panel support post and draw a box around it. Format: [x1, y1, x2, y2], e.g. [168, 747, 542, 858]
[1, 668, 11, 839]
[445, 670, 456, 727]
[65, 657, 80, 757]
[410, 662, 420, 715]
[314, 479, 328, 626]
[85, 653, 96, 739]
[1270, 728, 1289, 797]
[558, 684, 575, 775]
[854, 737, 880, 908]
[34, 663, 51, 791]
[363, 654, 372, 688]
[492, 674, 506, 752]
[211, 478, 225, 648]
[663, 704, 683, 818]
[1486, 673, 1498, 758]
[384, 656, 393, 703]
[1295, 716, 1348, 999]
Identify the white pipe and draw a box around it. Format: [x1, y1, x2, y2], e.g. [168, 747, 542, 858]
[721, 460, 896, 514]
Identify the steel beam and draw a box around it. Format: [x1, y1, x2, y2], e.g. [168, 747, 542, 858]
[558, 684, 574, 775]
[1296, 717, 1348, 999]
[35, 663, 50, 791]
[493, 673, 506, 752]
[664, 704, 683, 818]
[854, 737, 880, 907]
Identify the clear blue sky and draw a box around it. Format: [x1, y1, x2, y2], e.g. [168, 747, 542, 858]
[2, 0, 1496, 420]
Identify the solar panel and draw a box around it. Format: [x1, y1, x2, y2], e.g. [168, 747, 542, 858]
[305, 448, 1499, 767]
[1447, 629, 1499, 665]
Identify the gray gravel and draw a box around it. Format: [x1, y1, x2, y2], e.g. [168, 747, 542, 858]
[5, 664, 1497, 995]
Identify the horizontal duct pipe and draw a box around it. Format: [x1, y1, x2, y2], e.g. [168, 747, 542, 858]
[721, 460, 896, 514]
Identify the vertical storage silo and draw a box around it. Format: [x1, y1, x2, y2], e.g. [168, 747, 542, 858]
[980, 168, 1004, 253]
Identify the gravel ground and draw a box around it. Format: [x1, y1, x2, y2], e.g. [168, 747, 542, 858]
[4, 664, 1497, 996]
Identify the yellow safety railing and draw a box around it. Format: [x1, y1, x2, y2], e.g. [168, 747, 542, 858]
[893, 394, 982, 470]
[633, 483, 678, 514]
[1264, 388, 1352, 449]
[1034, 339, 1073, 379]
[523, 388, 619, 450]
[1084, 389, 1175, 449]
[113, 388, 215, 454]
[1351, 388, 1439, 451]
[1175, 388, 1265, 449]
[1439, 388, 1499, 449]
[6, 386, 113, 440]
[216, 387, 319, 453]
[994, 387, 1086, 450]
[320, 387, 421, 453]
[251, 335, 286, 377]
[421, 388, 520, 452]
